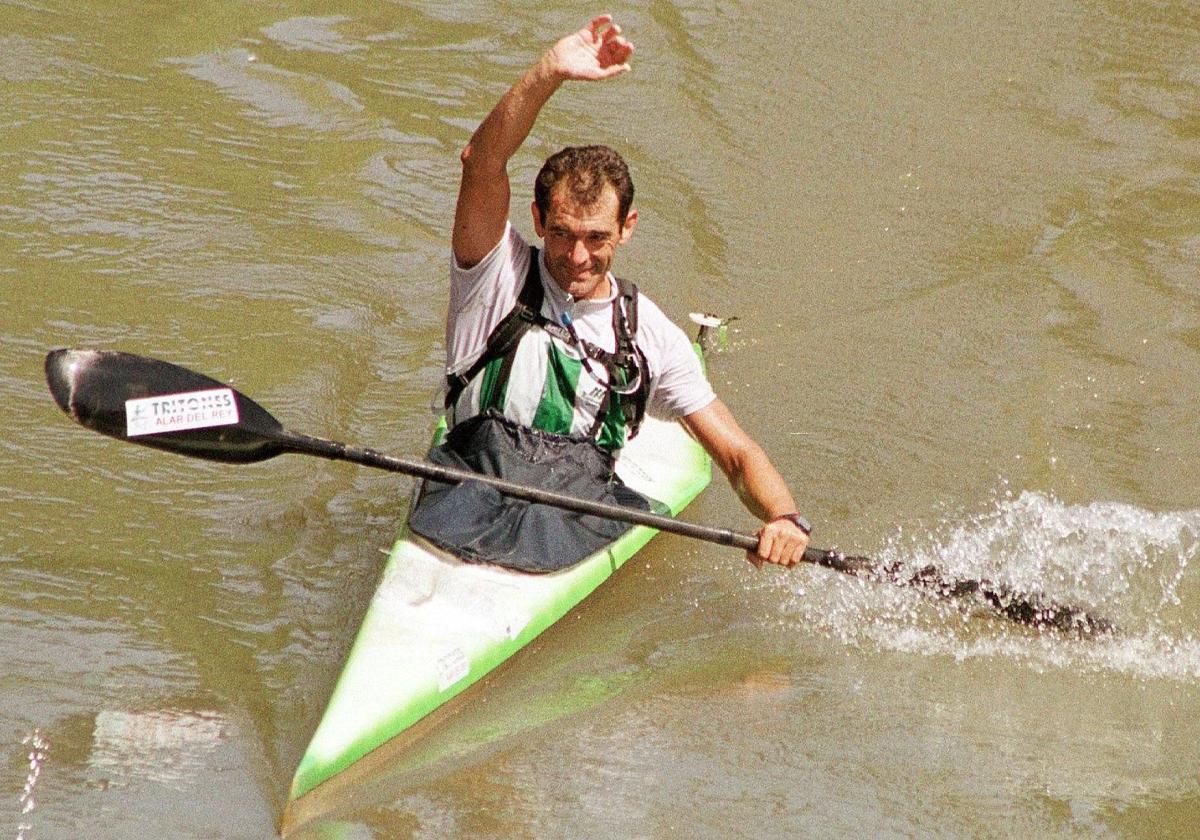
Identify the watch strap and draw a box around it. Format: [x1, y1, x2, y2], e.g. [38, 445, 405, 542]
[772, 512, 812, 536]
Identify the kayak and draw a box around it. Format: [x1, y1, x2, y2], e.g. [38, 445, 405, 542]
[280, 348, 713, 831]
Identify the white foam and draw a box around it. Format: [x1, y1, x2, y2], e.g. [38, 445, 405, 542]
[782, 490, 1200, 681]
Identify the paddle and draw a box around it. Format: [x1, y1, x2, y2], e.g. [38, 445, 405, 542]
[44, 347, 1114, 635]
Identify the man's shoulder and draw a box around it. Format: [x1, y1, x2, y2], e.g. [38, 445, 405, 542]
[625, 286, 689, 345]
[632, 286, 715, 419]
[452, 222, 531, 281]
[449, 223, 533, 317]
[446, 224, 537, 374]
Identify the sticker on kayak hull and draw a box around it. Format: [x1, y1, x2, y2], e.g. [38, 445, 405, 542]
[125, 388, 239, 437]
[435, 648, 469, 692]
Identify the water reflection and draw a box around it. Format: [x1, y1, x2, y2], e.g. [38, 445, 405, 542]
[89, 708, 227, 790]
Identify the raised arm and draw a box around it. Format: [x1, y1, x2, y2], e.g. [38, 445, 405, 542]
[681, 399, 811, 568]
[452, 15, 634, 269]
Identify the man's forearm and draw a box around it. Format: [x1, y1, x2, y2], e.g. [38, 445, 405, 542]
[682, 399, 798, 522]
[681, 400, 809, 565]
[461, 55, 563, 176]
[452, 53, 561, 267]
[727, 442, 798, 522]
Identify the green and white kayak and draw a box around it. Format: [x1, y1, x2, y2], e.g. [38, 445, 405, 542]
[282, 392, 712, 825]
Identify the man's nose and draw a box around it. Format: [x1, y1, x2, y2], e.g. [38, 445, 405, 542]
[570, 238, 590, 264]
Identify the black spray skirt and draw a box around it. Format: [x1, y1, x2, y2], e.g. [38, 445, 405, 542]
[407, 410, 667, 573]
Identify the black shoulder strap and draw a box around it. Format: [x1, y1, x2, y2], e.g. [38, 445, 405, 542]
[613, 277, 639, 358]
[444, 247, 544, 409]
[608, 277, 650, 439]
[516, 246, 545, 313]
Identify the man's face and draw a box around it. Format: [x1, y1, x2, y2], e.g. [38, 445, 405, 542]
[532, 183, 637, 300]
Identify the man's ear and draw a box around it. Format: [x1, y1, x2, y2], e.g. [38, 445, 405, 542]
[618, 207, 638, 244]
[531, 201, 546, 237]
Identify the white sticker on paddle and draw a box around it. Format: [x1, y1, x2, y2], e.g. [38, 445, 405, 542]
[125, 388, 239, 437]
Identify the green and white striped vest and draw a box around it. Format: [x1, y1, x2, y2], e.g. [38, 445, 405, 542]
[445, 247, 648, 452]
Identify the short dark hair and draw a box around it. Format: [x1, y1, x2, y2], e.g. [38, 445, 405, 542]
[534, 145, 635, 224]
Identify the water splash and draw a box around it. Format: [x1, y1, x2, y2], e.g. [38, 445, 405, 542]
[785, 491, 1200, 680]
[16, 729, 48, 840]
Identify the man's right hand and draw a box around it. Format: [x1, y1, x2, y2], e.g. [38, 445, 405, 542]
[546, 15, 634, 82]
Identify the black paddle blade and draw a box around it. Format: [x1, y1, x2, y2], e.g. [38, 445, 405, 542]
[976, 584, 1116, 635]
[45, 348, 287, 464]
[896, 562, 1115, 635]
[813, 550, 1115, 636]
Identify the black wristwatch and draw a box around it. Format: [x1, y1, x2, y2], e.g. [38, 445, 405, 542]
[773, 512, 812, 536]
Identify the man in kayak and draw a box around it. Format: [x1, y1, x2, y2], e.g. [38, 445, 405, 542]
[408, 15, 810, 572]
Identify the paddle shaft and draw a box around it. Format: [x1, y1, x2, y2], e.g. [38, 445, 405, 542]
[280, 431, 1121, 631]
[286, 429, 1106, 626]
[277, 429, 775, 556]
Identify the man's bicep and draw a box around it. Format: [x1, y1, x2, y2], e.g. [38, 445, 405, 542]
[452, 156, 512, 269]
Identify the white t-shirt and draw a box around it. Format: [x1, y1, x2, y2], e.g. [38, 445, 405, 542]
[446, 223, 716, 421]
